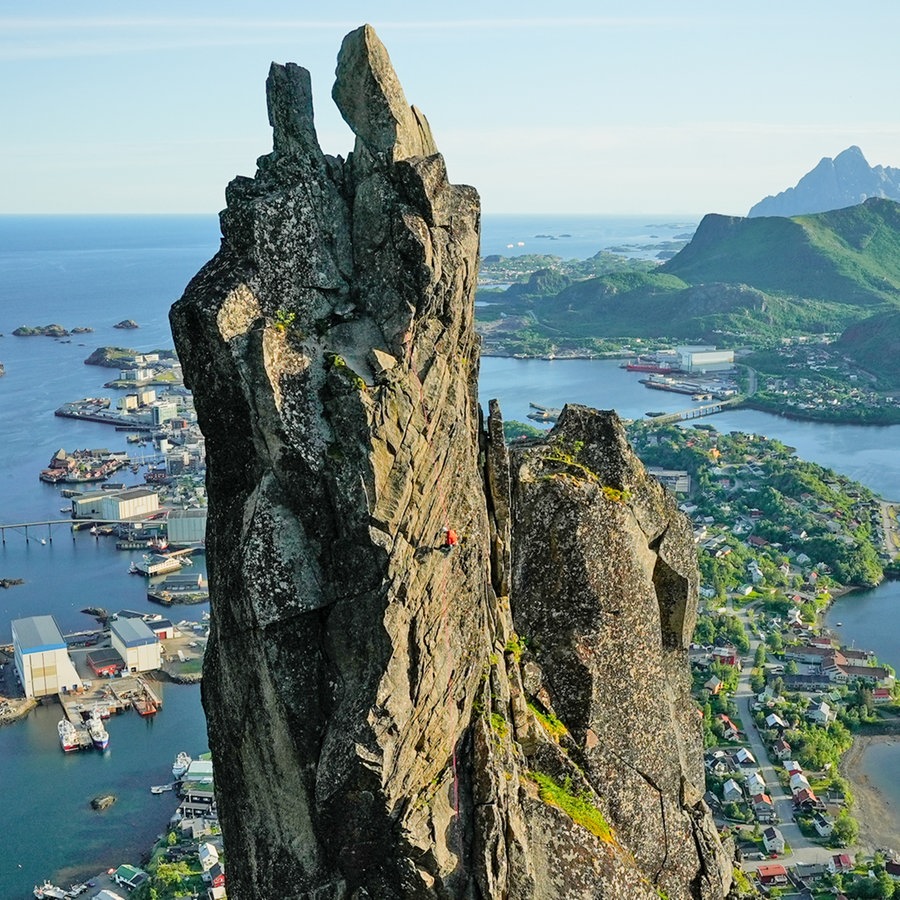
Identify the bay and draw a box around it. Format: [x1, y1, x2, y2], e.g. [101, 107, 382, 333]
[0, 216, 217, 899]
[1, 215, 898, 894]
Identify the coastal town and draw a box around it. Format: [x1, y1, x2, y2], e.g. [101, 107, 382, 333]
[629, 421, 900, 896]
[0, 342, 224, 899]
[3, 335, 900, 897]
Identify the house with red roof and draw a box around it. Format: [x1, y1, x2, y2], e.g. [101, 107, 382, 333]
[757, 863, 788, 886]
[829, 853, 853, 873]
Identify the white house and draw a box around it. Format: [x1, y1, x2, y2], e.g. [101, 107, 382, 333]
[790, 772, 811, 794]
[806, 701, 833, 725]
[746, 772, 766, 796]
[722, 779, 743, 803]
[734, 747, 756, 767]
[762, 826, 785, 855]
[813, 814, 834, 837]
[198, 842, 220, 872]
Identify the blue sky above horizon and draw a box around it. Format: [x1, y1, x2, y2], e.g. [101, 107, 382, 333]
[2, 1, 898, 216]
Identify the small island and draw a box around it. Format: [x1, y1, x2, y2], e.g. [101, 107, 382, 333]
[11, 324, 93, 337]
[113, 319, 139, 329]
[84, 346, 178, 369]
[13, 324, 70, 337]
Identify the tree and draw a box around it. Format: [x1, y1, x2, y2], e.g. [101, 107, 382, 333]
[876, 871, 895, 899]
[754, 644, 767, 667]
[831, 808, 859, 847]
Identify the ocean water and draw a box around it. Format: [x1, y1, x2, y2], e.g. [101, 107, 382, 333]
[0, 215, 897, 893]
[479, 214, 699, 260]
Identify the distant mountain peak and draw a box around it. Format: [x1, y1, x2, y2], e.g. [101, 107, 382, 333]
[748, 146, 900, 218]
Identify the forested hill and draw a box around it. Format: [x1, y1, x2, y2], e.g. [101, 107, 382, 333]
[661, 197, 900, 306]
[515, 198, 900, 343]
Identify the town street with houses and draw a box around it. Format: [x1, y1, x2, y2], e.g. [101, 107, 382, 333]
[732, 627, 837, 871]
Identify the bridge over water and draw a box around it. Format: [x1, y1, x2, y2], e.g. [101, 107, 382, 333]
[0, 517, 166, 544]
[644, 396, 743, 426]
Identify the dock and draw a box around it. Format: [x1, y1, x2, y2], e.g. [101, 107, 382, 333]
[57, 675, 165, 747]
[527, 403, 562, 423]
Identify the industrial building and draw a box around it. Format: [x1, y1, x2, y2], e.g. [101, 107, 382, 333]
[100, 488, 159, 520]
[72, 487, 160, 520]
[676, 346, 735, 373]
[111, 617, 161, 672]
[87, 647, 126, 677]
[11, 615, 81, 698]
[167, 508, 207, 545]
[647, 467, 692, 494]
[151, 400, 180, 425]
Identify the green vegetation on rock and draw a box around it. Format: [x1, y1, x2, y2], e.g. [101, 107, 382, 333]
[529, 772, 612, 842]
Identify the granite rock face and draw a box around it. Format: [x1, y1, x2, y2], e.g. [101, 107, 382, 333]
[170, 25, 732, 900]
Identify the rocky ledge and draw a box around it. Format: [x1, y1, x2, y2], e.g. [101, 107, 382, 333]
[171, 24, 732, 900]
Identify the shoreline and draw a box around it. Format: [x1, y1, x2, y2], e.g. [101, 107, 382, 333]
[840, 734, 900, 853]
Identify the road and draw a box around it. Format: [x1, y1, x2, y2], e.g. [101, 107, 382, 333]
[731, 624, 839, 870]
[879, 501, 900, 561]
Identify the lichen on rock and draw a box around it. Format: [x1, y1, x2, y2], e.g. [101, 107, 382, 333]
[171, 24, 732, 900]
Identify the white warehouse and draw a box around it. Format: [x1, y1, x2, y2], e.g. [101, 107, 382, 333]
[167, 508, 207, 545]
[111, 617, 161, 672]
[12, 615, 81, 698]
[72, 487, 160, 521]
[676, 346, 734, 373]
[100, 488, 159, 520]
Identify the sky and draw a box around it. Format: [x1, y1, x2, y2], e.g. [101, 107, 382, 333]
[2, 1, 899, 216]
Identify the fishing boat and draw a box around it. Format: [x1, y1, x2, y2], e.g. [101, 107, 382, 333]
[33, 881, 68, 899]
[172, 751, 192, 779]
[87, 710, 109, 750]
[58, 718, 79, 752]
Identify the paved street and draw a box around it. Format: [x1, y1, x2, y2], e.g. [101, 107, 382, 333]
[725, 601, 851, 872]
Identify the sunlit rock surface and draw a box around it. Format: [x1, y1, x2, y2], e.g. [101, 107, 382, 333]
[171, 24, 732, 900]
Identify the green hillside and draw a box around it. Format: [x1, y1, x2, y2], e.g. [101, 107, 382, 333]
[539, 276, 863, 341]
[838, 310, 900, 387]
[662, 197, 900, 306]
[498, 198, 900, 344]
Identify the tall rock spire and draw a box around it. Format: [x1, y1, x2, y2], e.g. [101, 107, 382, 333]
[171, 25, 732, 899]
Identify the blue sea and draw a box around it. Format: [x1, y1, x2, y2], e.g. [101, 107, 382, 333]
[0, 214, 897, 894]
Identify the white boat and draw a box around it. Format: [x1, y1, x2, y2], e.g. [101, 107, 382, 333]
[58, 718, 78, 752]
[172, 750, 191, 779]
[150, 783, 175, 794]
[34, 882, 68, 899]
[87, 710, 109, 750]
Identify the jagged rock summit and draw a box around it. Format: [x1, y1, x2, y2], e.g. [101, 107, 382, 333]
[170, 25, 732, 900]
[749, 145, 900, 217]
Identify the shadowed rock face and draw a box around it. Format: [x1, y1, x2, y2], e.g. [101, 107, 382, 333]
[170, 24, 732, 900]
